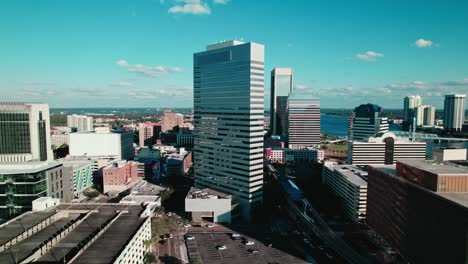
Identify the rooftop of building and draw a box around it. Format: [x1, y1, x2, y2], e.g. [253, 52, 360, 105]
[329, 165, 368, 186]
[438, 193, 468, 208]
[129, 180, 166, 196]
[104, 160, 136, 170]
[354, 103, 383, 114]
[60, 159, 93, 168]
[186, 187, 231, 200]
[206, 40, 245, 51]
[167, 151, 190, 162]
[0, 204, 148, 264]
[398, 160, 468, 176]
[186, 231, 308, 264]
[0, 161, 62, 174]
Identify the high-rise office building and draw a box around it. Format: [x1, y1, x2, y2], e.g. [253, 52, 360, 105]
[138, 122, 161, 147]
[415, 104, 435, 127]
[287, 92, 320, 149]
[0, 161, 73, 219]
[423, 105, 435, 126]
[443, 94, 466, 132]
[193, 40, 264, 221]
[403, 95, 422, 130]
[349, 103, 388, 141]
[270, 68, 293, 137]
[67, 114, 93, 132]
[367, 161, 468, 263]
[0, 102, 53, 162]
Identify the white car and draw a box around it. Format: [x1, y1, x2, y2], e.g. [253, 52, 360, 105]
[184, 223, 191, 228]
[245, 241, 255, 246]
[217, 245, 227, 250]
[185, 236, 195, 241]
[231, 233, 241, 238]
[206, 224, 215, 228]
[166, 212, 172, 217]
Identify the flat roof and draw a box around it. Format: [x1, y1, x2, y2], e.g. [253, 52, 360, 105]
[187, 187, 231, 199]
[330, 165, 368, 186]
[0, 162, 61, 174]
[0, 210, 56, 246]
[438, 193, 468, 208]
[399, 160, 468, 175]
[186, 232, 308, 264]
[0, 204, 147, 264]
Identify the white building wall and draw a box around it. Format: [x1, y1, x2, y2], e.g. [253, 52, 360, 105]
[114, 217, 152, 264]
[185, 198, 232, 223]
[69, 133, 122, 159]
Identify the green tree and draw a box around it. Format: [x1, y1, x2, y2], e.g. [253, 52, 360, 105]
[191, 259, 202, 264]
[143, 252, 157, 264]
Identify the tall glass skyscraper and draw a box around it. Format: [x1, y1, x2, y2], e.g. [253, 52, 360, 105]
[193, 40, 264, 221]
[0, 103, 53, 162]
[270, 68, 293, 137]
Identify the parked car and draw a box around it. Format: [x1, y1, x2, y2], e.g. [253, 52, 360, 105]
[245, 241, 255, 246]
[183, 223, 191, 228]
[185, 235, 195, 241]
[206, 224, 215, 228]
[217, 245, 227, 250]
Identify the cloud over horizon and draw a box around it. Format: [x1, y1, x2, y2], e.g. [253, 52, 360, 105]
[356, 51, 384, 62]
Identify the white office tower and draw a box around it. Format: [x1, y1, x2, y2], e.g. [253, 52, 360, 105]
[270, 68, 293, 137]
[67, 114, 93, 132]
[403, 95, 422, 122]
[0, 102, 53, 162]
[193, 40, 264, 222]
[443, 94, 466, 132]
[423, 105, 435, 126]
[416, 105, 436, 126]
[287, 92, 320, 149]
[349, 104, 389, 141]
[347, 132, 426, 165]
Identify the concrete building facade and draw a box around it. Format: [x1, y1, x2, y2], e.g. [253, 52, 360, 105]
[67, 114, 93, 132]
[0, 102, 53, 162]
[322, 164, 368, 220]
[287, 93, 320, 149]
[185, 188, 232, 224]
[347, 132, 426, 165]
[138, 122, 161, 147]
[432, 147, 467, 162]
[0, 162, 73, 219]
[102, 160, 138, 193]
[367, 163, 468, 263]
[69, 130, 134, 160]
[193, 40, 264, 221]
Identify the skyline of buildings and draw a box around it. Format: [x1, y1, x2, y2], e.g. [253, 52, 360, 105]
[193, 40, 265, 221]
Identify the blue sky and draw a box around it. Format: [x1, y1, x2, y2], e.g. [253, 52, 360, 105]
[1, 0, 467, 109]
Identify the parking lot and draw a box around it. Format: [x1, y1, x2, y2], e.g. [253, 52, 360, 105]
[184, 231, 308, 264]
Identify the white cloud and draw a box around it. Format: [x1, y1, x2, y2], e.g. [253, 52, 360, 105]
[213, 0, 229, 4]
[22, 81, 57, 86]
[295, 84, 307, 89]
[440, 78, 468, 86]
[169, 0, 211, 15]
[116, 60, 183, 78]
[109, 81, 133, 87]
[116, 60, 128, 66]
[356, 51, 384, 62]
[415, 38, 433, 48]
